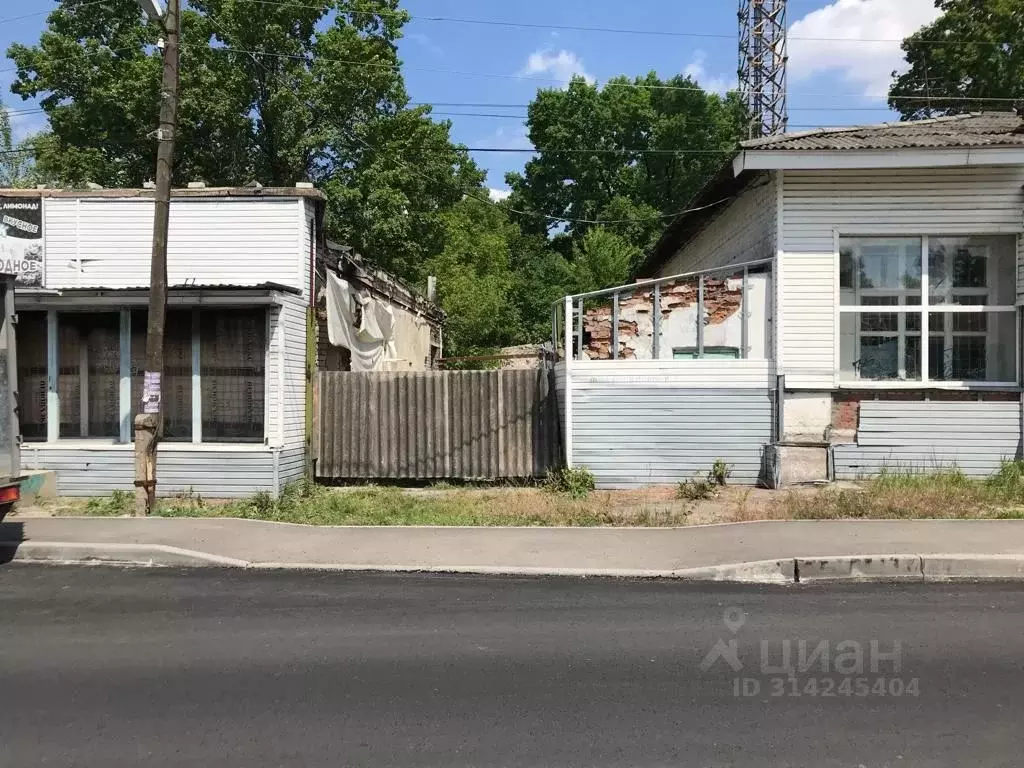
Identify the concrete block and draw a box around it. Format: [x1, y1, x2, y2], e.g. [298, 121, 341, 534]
[797, 555, 923, 582]
[18, 470, 57, 502]
[922, 555, 1024, 581]
[673, 558, 796, 584]
[783, 392, 832, 442]
[777, 445, 829, 486]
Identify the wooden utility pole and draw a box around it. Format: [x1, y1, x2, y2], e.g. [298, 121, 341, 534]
[134, 0, 181, 516]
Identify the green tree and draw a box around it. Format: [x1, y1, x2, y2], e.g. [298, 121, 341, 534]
[7, 0, 480, 277]
[508, 232, 574, 345]
[506, 73, 746, 251]
[322, 109, 483, 281]
[0, 100, 36, 187]
[889, 0, 1024, 119]
[569, 227, 640, 294]
[424, 195, 522, 356]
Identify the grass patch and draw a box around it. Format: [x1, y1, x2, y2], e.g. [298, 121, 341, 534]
[543, 466, 596, 499]
[153, 479, 691, 527]
[83, 490, 134, 516]
[774, 462, 1024, 520]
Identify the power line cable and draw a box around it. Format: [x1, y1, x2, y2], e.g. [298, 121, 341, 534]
[206, 45, 1024, 103]
[345, 125, 734, 225]
[230, 0, 1011, 47]
[4, 37, 1022, 104]
[0, 0, 114, 26]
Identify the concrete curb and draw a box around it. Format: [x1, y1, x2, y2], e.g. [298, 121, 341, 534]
[0, 541, 249, 569]
[5, 542, 1024, 583]
[796, 554, 923, 583]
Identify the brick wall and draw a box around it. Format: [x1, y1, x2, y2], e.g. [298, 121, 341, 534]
[582, 277, 742, 359]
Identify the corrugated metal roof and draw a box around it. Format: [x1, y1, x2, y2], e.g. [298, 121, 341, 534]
[0, 186, 325, 200]
[741, 112, 1024, 152]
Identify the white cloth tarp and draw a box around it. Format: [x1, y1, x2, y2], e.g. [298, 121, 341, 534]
[325, 272, 390, 371]
[325, 271, 433, 372]
[357, 297, 395, 344]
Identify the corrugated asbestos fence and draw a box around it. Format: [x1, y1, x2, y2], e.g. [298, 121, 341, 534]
[314, 369, 560, 480]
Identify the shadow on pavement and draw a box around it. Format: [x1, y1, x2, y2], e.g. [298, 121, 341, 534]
[0, 520, 25, 564]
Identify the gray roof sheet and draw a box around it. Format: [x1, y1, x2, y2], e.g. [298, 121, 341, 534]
[740, 112, 1024, 152]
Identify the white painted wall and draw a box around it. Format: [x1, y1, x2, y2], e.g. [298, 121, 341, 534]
[782, 392, 832, 442]
[42, 197, 307, 290]
[569, 359, 776, 388]
[780, 166, 1024, 389]
[659, 174, 777, 275]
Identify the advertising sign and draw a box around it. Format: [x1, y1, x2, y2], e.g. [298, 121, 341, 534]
[0, 196, 43, 287]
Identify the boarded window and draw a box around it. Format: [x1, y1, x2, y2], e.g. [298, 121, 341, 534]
[58, 312, 120, 438]
[130, 310, 193, 441]
[16, 311, 47, 441]
[200, 308, 266, 441]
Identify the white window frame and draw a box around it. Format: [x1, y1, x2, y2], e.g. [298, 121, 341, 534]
[837, 234, 1020, 389]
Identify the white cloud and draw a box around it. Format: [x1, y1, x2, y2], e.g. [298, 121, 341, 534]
[789, 0, 942, 100]
[481, 124, 534, 152]
[683, 50, 735, 96]
[488, 188, 512, 202]
[519, 49, 594, 87]
[405, 32, 444, 58]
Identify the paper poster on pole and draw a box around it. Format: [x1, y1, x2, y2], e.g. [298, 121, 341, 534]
[142, 371, 162, 414]
[0, 196, 43, 287]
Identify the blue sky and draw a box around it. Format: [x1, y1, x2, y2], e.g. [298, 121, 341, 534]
[2, 0, 943, 195]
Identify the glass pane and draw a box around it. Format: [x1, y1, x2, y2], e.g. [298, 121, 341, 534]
[15, 311, 47, 441]
[840, 332, 922, 381]
[201, 308, 266, 442]
[58, 312, 120, 439]
[840, 238, 922, 305]
[928, 311, 1016, 382]
[929, 293, 987, 307]
[130, 311, 192, 442]
[929, 236, 1016, 306]
[860, 313, 898, 333]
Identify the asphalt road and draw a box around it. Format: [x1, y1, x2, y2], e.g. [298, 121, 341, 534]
[2, 566, 1023, 768]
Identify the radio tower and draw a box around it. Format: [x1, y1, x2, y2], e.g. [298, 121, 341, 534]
[738, 0, 788, 138]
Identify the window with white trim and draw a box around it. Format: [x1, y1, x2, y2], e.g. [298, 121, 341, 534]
[839, 236, 1018, 385]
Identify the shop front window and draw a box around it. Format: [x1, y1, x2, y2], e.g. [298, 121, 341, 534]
[13, 306, 268, 443]
[839, 236, 1017, 384]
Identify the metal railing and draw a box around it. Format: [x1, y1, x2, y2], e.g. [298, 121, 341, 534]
[552, 257, 774, 362]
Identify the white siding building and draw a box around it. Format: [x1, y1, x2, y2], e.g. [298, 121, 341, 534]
[6, 186, 323, 497]
[559, 113, 1024, 487]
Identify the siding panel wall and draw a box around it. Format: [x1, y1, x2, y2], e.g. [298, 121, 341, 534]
[277, 446, 307, 493]
[572, 386, 774, 488]
[43, 198, 305, 290]
[279, 294, 308, 448]
[659, 174, 777, 275]
[570, 360, 776, 388]
[833, 400, 1023, 479]
[21, 445, 285, 497]
[782, 167, 1024, 388]
[568, 361, 775, 488]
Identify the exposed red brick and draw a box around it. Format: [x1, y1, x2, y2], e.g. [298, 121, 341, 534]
[832, 400, 860, 431]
